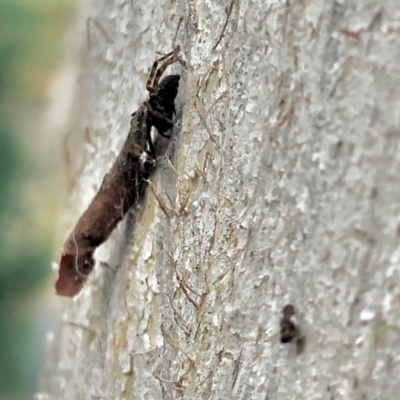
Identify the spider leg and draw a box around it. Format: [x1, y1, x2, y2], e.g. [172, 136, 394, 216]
[146, 46, 180, 95]
[146, 50, 175, 93]
[148, 109, 174, 127]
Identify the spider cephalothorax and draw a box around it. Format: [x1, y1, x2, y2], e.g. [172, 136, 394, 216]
[149, 75, 180, 124]
[143, 74, 180, 156]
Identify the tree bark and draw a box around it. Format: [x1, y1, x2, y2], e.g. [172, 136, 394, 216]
[39, 0, 400, 399]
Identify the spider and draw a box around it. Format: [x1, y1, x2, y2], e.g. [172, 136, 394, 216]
[55, 47, 182, 297]
[132, 45, 181, 160]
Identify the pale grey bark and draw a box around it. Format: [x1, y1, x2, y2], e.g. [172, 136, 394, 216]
[38, 0, 400, 399]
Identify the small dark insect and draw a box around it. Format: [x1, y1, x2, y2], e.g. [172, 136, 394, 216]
[280, 304, 298, 343]
[55, 47, 181, 297]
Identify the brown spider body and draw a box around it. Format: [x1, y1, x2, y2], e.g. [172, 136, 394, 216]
[55, 48, 181, 297]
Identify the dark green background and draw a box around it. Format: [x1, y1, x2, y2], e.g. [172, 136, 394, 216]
[0, 1, 72, 398]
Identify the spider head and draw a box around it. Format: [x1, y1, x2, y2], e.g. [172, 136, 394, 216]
[156, 74, 180, 103]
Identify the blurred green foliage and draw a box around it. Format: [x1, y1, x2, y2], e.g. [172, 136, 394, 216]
[0, 0, 72, 398]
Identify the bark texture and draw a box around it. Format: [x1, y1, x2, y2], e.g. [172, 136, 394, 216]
[39, 0, 400, 399]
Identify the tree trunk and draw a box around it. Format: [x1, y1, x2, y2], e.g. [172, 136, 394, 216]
[39, 0, 400, 399]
